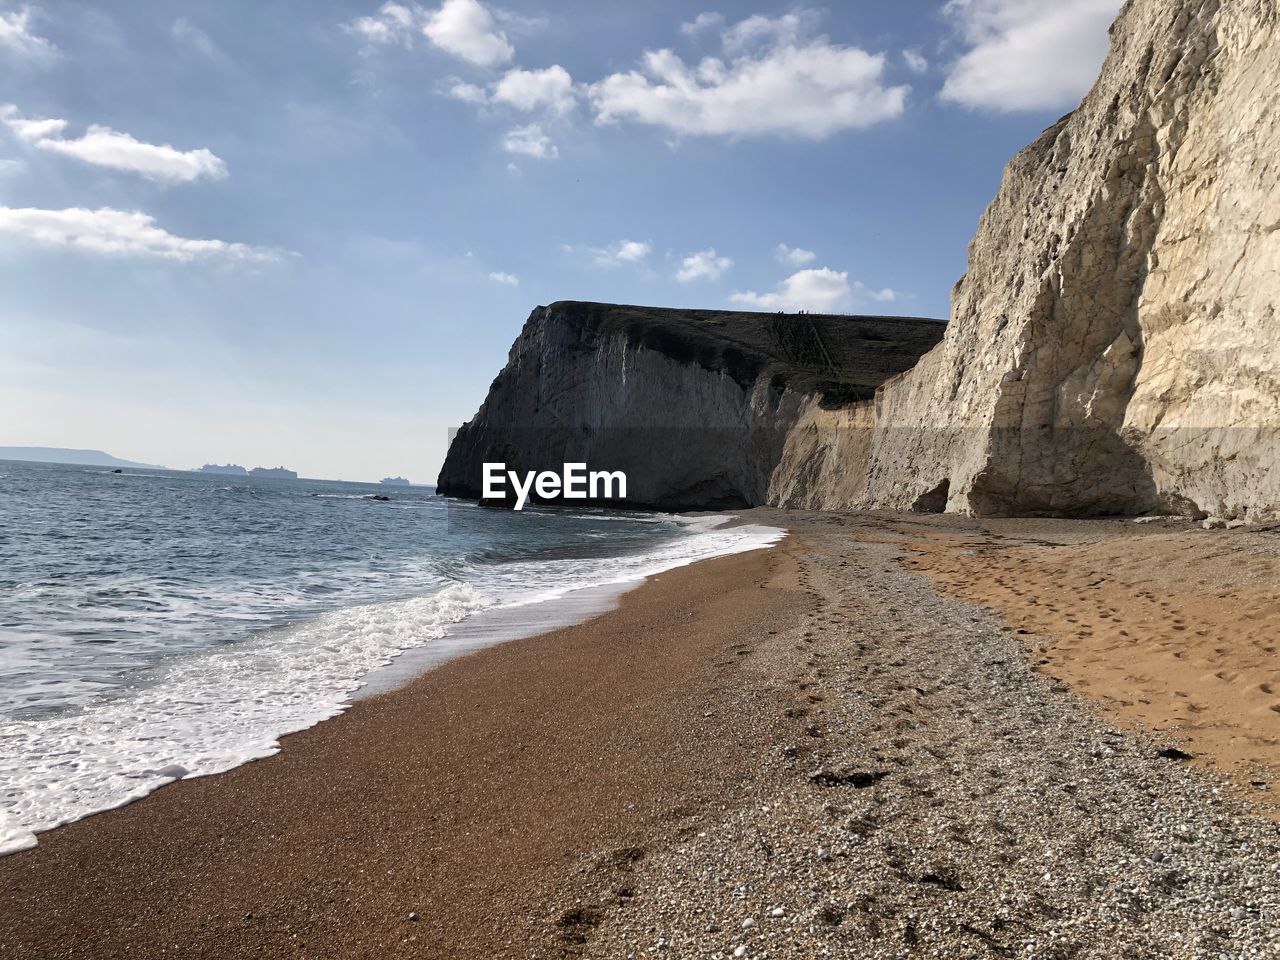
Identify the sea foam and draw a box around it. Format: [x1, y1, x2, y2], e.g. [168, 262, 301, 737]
[0, 515, 783, 856]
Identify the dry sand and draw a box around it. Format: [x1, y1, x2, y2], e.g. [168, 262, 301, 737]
[1, 513, 1277, 959]
[898, 517, 1280, 814]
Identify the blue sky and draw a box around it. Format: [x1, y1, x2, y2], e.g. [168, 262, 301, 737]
[0, 0, 1121, 481]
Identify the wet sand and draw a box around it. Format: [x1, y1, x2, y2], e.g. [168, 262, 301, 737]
[0, 546, 805, 960]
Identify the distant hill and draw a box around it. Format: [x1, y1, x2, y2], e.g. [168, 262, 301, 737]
[0, 447, 165, 470]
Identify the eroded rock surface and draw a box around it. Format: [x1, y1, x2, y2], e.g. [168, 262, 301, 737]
[842, 0, 1280, 519]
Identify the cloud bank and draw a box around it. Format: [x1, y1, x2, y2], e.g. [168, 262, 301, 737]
[589, 12, 908, 140]
[732, 267, 853, 312]
[0, 207, 281, 262]
[732, 268, 901, 312]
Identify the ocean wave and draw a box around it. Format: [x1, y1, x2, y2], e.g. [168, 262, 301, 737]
[0, 513, 784, 857]
[0, 582, 489, 856]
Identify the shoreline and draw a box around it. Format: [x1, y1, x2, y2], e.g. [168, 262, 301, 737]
[0, 542, 804, 959]
[355, 578, 639, 700]
[0, 512, 785, 858]
[3, 513, 1277, 958]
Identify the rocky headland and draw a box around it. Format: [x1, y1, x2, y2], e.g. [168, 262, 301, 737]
[437, 303, 944, 508]
[440, 0, 1280, 522]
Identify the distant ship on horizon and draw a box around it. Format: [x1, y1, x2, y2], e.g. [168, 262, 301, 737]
[196, 464, 298, 479]
[379, 476, 411, 486]
[198, 464, 248, 476]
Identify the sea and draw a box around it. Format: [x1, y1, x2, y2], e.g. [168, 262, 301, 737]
[0, 460, 783, 855]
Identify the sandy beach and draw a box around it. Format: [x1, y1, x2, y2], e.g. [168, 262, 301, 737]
[900, 515, 1280, 816]
[2, 513, 1278, 959]
[0, 540, 804, 959]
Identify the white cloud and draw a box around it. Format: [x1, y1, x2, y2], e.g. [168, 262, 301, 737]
[854, 280, 898, 302]
[444, 66, 577, 118]
[589, 12, 908, 140]
[731, 267, 852, 312]
[491, 65, 576, 114]
[680, 12, 723, 37]
[592, 239, 651, 266]
[902, 49, 928, 74]
[676, 247, 733, 282]
[446, 79, 489, 104]
[2, 107, 227, 183]
[424, 0, 512, 67]
[0, 110, 64, 141]
[488, 270, 518, 285]
[501, 123, 556, 159]
[347, 1, 416, 46]
[721, 11, 818, 55]
[940, 0, 1122, 111]
[346, 0, 513, 67]
[40, 127, 226, 182]
[0, 206, 282, 262]
[774, 243, 816, 266]
[0, 6, 54, 58]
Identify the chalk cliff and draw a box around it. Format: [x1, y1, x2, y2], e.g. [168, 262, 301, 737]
[436, 303, 943, 508]
[442, 0, 1279, 520]
[840, 0, 1280, 520]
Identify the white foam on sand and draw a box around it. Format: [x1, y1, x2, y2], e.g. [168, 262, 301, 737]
[361, 516, 787, 695]
[0, 583, 489, 856]
[0, 516, 783, 857]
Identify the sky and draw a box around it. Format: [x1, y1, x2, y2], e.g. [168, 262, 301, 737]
[0, 0, 1123, 481]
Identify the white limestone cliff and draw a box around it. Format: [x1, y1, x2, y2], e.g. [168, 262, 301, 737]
[833, 0, 1280, 520]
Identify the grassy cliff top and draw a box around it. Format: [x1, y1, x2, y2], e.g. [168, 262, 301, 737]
[543, 301, 946, 404]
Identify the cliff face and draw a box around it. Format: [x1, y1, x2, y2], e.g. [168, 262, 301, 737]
[436, 303, 944, 508]
[834, 0, 1279, 520]
[442, 0, 1279, 520]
